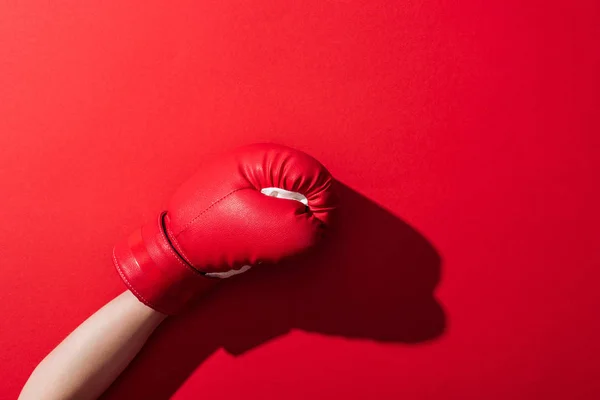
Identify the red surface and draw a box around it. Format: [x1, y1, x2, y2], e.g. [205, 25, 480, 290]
[1, 1, 599, 399]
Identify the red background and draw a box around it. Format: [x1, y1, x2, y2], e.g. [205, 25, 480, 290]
[1, 1, 599, 399]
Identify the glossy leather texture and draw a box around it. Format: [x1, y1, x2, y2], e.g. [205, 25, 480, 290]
[113, 143, 337, 314]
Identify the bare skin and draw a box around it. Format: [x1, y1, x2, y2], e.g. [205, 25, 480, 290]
[18, 291, 166, 400]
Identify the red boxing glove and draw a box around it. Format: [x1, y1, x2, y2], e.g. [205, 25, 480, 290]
[113, 143, 336, 314]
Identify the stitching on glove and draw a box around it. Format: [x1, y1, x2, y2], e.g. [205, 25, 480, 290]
[174, 188, 245, 237]
[157, 218, 206, 277]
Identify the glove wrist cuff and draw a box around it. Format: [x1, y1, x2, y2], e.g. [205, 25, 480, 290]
[113, 212, 217, 314]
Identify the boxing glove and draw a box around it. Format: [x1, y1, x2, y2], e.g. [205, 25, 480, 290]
[113, 143, 337, 315]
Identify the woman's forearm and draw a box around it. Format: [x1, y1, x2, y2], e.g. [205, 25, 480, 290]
[19, 291, 167, 400]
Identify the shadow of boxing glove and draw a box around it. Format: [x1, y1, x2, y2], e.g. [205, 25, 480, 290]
[113, 143, 337, 315]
